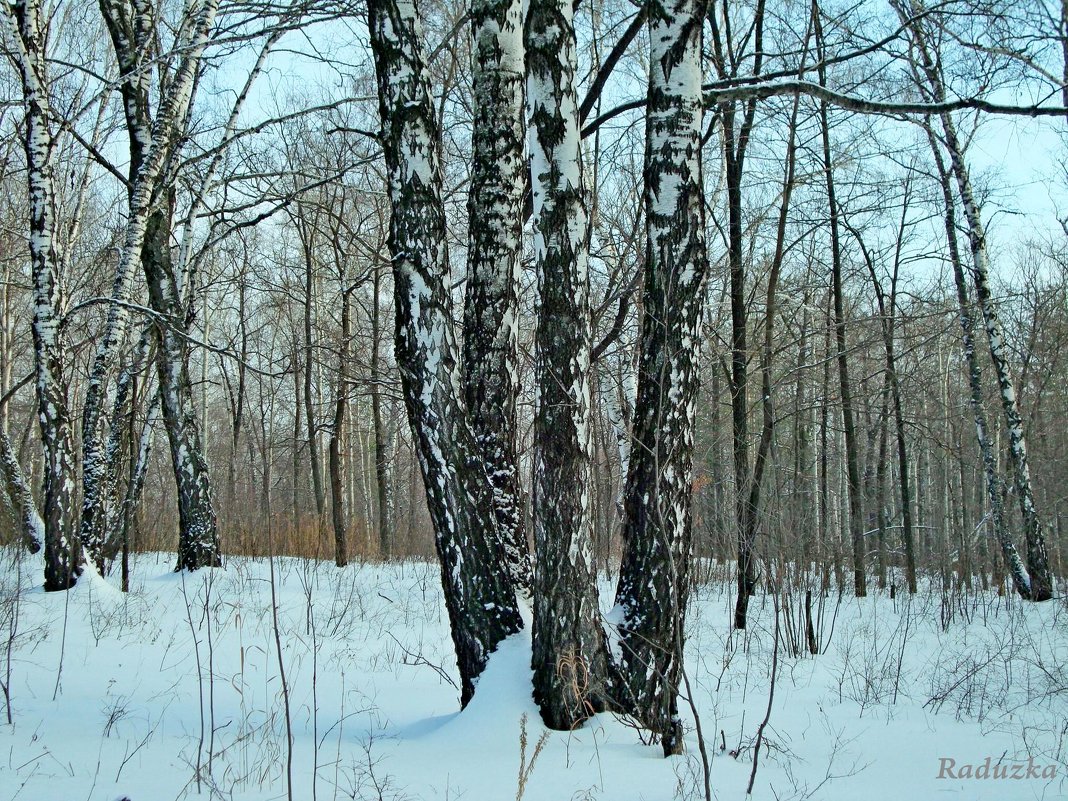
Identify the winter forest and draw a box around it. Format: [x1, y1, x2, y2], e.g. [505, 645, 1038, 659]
[1, 0, 1067, 798]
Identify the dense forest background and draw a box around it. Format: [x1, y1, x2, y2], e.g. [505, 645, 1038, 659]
[3, 0, 1066, 589]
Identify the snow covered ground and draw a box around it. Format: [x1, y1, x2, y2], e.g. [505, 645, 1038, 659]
[0, 548, 1064, 801]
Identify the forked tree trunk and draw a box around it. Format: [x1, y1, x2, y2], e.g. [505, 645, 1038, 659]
[463, 0, 532, 595]
[527, 0, 611, 729]
[852, 216, 917, 593]
[366, 0, 522, 706]
[614, 0, 708, 756]
[899, 5, 1053, 600]
[939, 131, 1053, 601]
[84, 0, 220, 568]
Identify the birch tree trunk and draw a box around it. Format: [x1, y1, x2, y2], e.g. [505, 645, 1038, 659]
[0, 427, 43, 554]
[898, 3, 1053, 600]
[83, 0, 220, 567]
[366, 0, 522, 706]
[463, 0, 532, 595]
[142, 196, 221, 571]
[527, 0, 612, 729]
[5, 0, 80, 589]
[926, 131, 1032, 598]
[613, 0, 708, 755]
[939, 131, 1053, 600]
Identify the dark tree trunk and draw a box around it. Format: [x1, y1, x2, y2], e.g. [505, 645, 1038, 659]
[463, 0, 532, 595]
[329, 281, 351, 567]
[526, 0, 612, 730]
[614, 0, 708, 756]
[300, 220, 327, 523]
[852, 210, 918, 593]
[816, 11, 865, 596]
[366, 0, 522, 706]
[710, 0, 767, 631]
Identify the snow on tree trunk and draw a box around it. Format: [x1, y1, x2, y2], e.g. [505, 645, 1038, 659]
[612, 0, 707, 756]
[925, 131, 1032, 598]
[463, 0, 532, 596]
[82, 0, 220, 568]
[0, 427, 43, 554]
[142, 198, 221, 571]
[5, 0, 81, 589]
[526, 0, 614, 730]
[899, 0, 1051, 600]
[96, 327, 152, 565]
[366, 0, 522, 707]
[939, 122, 1053, 602]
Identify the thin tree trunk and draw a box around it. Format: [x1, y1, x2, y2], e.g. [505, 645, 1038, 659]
[849, 213, 917, 593]
[370, 263, 393, 559]
[816, 8, 865, 596]
[329, 282, 351, 567]
[300, 218, 326, 523]
[714, 0, 767, 630]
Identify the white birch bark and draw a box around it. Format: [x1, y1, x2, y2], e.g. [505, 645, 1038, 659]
[3, 0, 81, 589]
[527, 0, 613, 730]
[613, 0, 708, 755]
[0, 427, 43, 553]
[366, 0, 522, 706]
[81, 0, 221, 567]
[463, 0, 532, 597]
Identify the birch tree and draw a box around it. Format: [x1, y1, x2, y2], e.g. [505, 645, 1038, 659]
[3, 0, 81, 589]
[463, 0, 532, 595]
[613, 0, 708, 755]
[897, 0, 1054, 600]
[365, 0, 523, 706]
[526, 0, 612, 729]
[82, 0, 222, 571]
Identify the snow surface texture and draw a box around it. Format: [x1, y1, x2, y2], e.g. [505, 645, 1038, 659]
[0, 549, 1065, 800]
